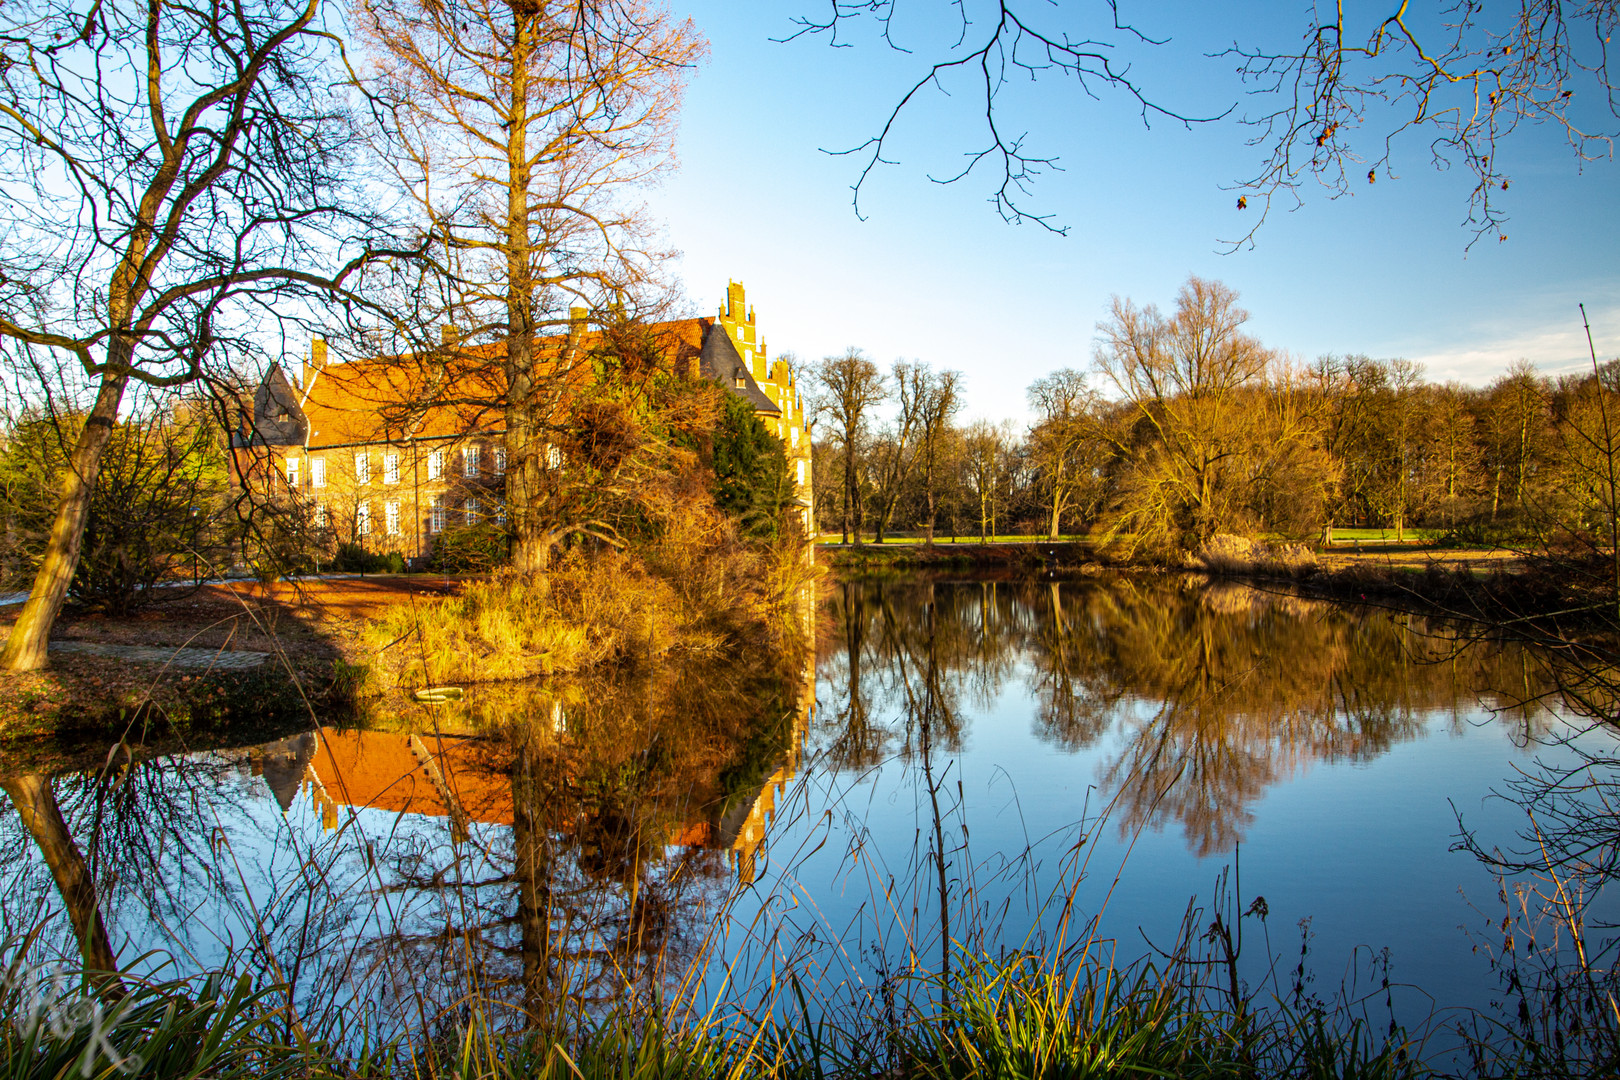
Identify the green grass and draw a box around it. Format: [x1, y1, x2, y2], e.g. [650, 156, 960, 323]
[816, 534, 1091, 545]
[1320, 527, 1442, 543]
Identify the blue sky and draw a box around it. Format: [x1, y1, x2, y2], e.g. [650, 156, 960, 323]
[651, 2, 1620, 424]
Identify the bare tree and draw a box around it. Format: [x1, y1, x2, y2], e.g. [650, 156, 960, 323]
[781, 1, 1216, 232]
[867, 361, 946, 544]
[353, 0, 705, 572]
[1229, 2, 1619, 246]
[810, 348, 886, 544]
[1092, 276, 1333, 556]
[784, 2, 1617, 243]
[1480, 358, 1552, 521]
[912, 368, 961, 545]
[0, 0, 401, 670]
[1026, 368, 1101, 539]
[961, 420, 1014, 541]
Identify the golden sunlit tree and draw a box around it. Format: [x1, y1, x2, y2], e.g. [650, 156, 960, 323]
[1092, 276, 1336, 557]
[353, 0, 705, 573]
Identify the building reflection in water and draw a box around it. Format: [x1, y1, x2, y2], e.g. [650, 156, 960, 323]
[243, 696, 811, 886]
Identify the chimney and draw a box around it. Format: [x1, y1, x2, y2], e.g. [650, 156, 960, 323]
[303, 337, 328, 390]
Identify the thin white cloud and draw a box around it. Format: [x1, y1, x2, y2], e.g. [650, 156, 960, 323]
[1409, 301, 1620, 385]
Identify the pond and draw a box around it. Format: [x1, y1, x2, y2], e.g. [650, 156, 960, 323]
[2, 572, 1615, 1051]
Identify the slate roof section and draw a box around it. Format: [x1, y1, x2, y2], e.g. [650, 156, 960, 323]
[699, 324, 780, 415]
[237, 364, 309, 447]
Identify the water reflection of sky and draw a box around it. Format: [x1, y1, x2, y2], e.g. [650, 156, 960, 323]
[4, 574, 1618, 1044]
[725, 578, 1620, 1032]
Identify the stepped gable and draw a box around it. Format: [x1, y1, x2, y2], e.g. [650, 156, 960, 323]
[699, 324, 780, 415]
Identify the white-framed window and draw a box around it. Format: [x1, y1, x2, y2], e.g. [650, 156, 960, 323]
[463, 445, 480, 477]
[545, 444, 562, 469]
[796, 460, 806, 486]
[430, 495, 445, 534]
[791, 426, 800, 447]
[354, 452, 370, 484]
[494, 446, 507, 474]
[427, 449, 444, 480]
[284, 457, 299, 490]
[495, 500, 507, 527]
[466, 497, 481, 525]
[310, 457, 327, 488]
[385, 500, 400, 536]
[356, 502, 372, 537]
[314, 503, 327, 527]
[383, 452, 399, 484]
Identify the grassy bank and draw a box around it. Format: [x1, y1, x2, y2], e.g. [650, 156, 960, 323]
[820, 540, 1101, 574]
[360, 542, 814, 690]
[817, 535, 1596, 634]
[5, 931, 1609, 1079]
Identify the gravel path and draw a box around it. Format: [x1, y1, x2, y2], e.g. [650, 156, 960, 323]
[49, 641, 270, 670]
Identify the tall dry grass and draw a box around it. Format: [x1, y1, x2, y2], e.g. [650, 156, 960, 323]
[364, 540, 814, 690]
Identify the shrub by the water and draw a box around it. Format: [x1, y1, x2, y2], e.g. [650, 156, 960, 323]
[332, 542, 407, 575]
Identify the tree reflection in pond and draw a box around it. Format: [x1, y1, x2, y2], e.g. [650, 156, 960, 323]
[0, 642, 815, 1039]
[0, 573, 1582, 1043]
[820, 577, 1551, 857]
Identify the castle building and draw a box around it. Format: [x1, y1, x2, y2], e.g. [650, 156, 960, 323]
[235, 282, 812, 562]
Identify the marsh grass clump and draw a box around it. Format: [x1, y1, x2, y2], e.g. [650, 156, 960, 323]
[364, 572, 585, 687]
[0, 963, 304, 1080]
[362, 540, 801, 690]
[1195, 534, 1319, 579]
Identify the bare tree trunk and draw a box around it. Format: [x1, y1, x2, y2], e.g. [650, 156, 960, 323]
[510, 737, 552, 1025]
[503, 13, 542, 576]
[1, 370, 129, 671]
[1, 775, 124, 998]
[846, 451, 862, 545]
[1048, 460, 1064, 539]
[924, 479, 936, 546]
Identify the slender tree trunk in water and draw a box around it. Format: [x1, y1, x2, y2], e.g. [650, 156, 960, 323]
[510, 737, 551, 1024]
[2, 776, 124, 998]
[1, 370, 129, 671]
[920, 601, 950, 991]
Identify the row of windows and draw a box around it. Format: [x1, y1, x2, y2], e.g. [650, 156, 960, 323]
[286, 446, 508, 490]
[320, 497, 505, 536]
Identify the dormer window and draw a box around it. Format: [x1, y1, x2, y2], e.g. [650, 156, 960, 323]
[734, 375, 746, 388]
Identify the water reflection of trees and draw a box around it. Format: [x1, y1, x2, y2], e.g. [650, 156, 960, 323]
[820, 576, 1552, 855]
[0, 643, 812, 1036]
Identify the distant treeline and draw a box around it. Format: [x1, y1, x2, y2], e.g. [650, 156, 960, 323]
[808, 276, 1618, 561]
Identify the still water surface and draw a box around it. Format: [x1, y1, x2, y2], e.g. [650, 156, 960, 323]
[1, 574, 1611, 1038]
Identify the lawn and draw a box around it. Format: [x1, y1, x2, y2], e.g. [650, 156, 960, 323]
[815, 534, 1089, 545]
